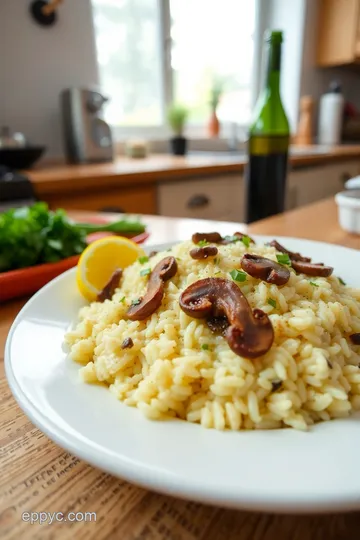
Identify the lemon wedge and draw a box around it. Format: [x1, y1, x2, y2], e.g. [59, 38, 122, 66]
[76, 236, 146, 301]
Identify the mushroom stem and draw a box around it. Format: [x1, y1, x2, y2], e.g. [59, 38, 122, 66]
[179, 277, 274, 359]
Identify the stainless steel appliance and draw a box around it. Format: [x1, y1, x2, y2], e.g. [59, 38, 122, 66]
[60, 88, 113, 164]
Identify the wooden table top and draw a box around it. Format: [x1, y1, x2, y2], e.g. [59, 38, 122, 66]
[1, 197, 360, 539]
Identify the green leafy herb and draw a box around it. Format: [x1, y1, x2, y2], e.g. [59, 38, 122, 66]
[131, 298, 142, 306]
[309, 281, 319, 287]
[230, 269, 247, 282]
[268, 298, 277, 308]
[276, 253, 291, 266]
[0, 202, 145, 273]
[138, 256, 149, 264]
[338, 277, 346, 286]
[198, 239, 209, 247]
[201, 344, 209, 350]
[140, 268, 151, 277]
[241, 235, 251, 248]
[223, 235, 240, 244]
[214, 271, 222, 275]
[119, 296, 126, 303]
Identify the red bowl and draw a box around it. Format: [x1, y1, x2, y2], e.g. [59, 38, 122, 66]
[0, 231, 149, 303]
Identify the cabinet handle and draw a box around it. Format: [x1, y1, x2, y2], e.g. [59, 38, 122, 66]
[187, 194, 210, 209]
[99, 206, 126, 213]
[341, 172, 352, 185]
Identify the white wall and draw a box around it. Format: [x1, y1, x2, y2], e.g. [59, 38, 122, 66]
[0, 0, 99, 159]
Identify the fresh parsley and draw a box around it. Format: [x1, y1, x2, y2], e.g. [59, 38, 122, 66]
[201, 344, 209, 350]
[230, 269, 247, 282]
[138, 255, 149, 264]
[198, 239, 209, 247]
[276, 253, 291, 266]
[140, 268, 151, 277]
[268, 298, 277, 308]
[338, 277, 346, 286]
[241, 235, 251, 248]
[309, 281, 319, 287]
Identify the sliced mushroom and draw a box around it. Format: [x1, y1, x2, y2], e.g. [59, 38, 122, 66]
[232, 232, 255, 244]
[192, 232, 223, 244]
[97, 268, 123, 302]
[350, 333, 360, 345]
[270, 240, 311, 263]
[192, 231, 255, 246]
[241, 254, 290, 286]
[127, 256, 177, 320]
[190, 245, 218, 260]
[291, 260, 333, 277]
[179, 277, 274, 359]
[121, 337, 134, 349]
[149, 250, 158, 258]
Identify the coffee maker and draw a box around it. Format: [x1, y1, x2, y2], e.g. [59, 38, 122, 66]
[61, 88, 113, 164]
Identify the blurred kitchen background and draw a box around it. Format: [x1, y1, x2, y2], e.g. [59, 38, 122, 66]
[1, 0, 360, 221]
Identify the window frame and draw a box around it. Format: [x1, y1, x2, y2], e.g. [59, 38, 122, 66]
[104, 0, 259, 143]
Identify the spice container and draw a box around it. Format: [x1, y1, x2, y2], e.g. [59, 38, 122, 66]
[335, 190, 360, 234]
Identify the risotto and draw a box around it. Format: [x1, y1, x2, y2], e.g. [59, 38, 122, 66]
[65, 236, 360, 431]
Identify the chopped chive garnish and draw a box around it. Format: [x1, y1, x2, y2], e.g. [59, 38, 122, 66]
[201, 344, 209, 350]
[338, 277, 346, 286]
[198, 239, 209, 247]
[131, 298, 141, 306]
[241, 235, 251, 248]
[276, 253, 291, 266]
[268, 298, 277, 308]
[138, 255, 149, 264]
[214, 271, 222, 275]
[119, 296, 126, 303]
[309, 281, 319, 287]
[140, 268, 151, 277]
[230, 269, 247, 282]
[223, 235, 240, 243]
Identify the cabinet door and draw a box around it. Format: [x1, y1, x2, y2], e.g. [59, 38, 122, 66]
[317, 0, 360, 66]
[46, 185, 157, 215]
[320, 161, 360, 197]
[158, 175, 244, 222]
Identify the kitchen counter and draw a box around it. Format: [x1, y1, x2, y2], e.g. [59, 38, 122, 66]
[29, 146, 360, 197]
[1, 197, 360, 539]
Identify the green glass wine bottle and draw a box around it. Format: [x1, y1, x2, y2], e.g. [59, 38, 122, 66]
[245, 30, 290, 223]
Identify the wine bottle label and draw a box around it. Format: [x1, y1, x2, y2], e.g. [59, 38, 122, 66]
[249, 135, 289, 155]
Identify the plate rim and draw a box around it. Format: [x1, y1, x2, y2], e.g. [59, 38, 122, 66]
[5, 236, 360, 513]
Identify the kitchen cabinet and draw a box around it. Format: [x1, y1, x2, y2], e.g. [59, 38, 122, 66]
[317, 0, 360, 66]
[158, 174, 244, 222]
[46, 185, 157, 215]
[286, 160, 359, 209]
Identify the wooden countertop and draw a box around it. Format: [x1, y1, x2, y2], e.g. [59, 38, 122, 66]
[1, 198, 360, 539]
[29, 146, 360, 196]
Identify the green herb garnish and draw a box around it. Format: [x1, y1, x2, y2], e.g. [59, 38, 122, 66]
[0, 202, 145, 272]
[120, 296, 126, 303]
[198, 239, 209, 247]
[223, 235, 240, 244]
[214, 271, 222, 275]
[131, 298, 142, 306]
[241, 235, 251, 248]
[276, 253, 291, 266]
[138, 256, 149, 264]
[201, 344, 209, 350]
[309, 281, 319, 287]
[230, 269, 247, 282]
[338, 277, 346, 286]
[140, 268, 151, 277]
[268, 298, 277, 308]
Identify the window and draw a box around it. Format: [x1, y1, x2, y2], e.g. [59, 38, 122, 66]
[91, 0, 256, 135]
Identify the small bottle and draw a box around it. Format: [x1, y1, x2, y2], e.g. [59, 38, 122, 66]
[318, 82, 344, 146]
[245, 30, 290, 224]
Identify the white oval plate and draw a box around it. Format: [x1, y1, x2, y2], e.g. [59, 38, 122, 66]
[5, 237, 360, 513]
